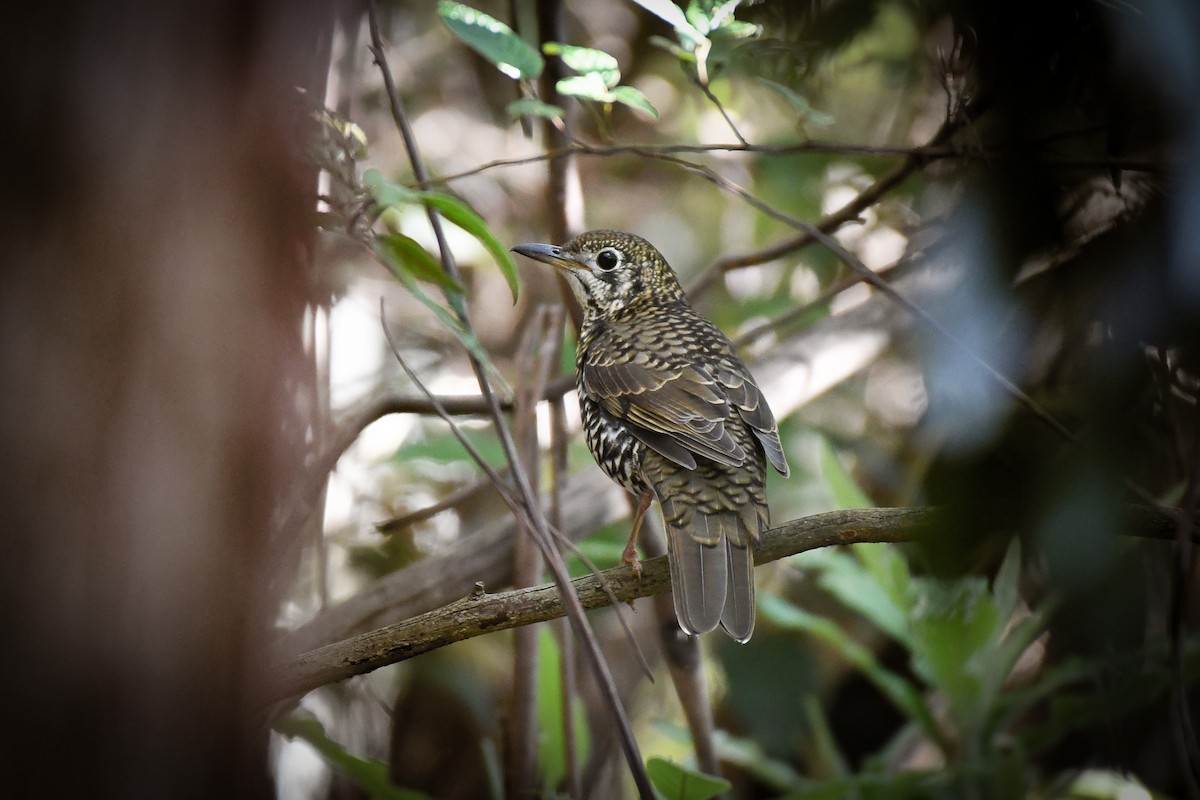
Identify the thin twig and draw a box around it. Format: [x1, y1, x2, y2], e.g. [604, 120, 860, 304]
[730, 264, 893, 351]
[542, 520, 655, 681]
[638, 141, 1084, 447]
[366, 6, 652, 794]
[424, 142, 1157, 188]
[380, 312, 522, 514]
[429, 141, 947, 186]
[685, 91, 985, 297]
[374, 478, 499, 535]
[697, 80, 747, 145]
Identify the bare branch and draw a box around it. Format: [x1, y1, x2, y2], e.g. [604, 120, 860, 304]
[429, 141, 1158, 187]
[274, 507, 926, 700]
[273, 503, 1189, 702]
[684, 91, 989, 297]
[375, 478, 499, 535]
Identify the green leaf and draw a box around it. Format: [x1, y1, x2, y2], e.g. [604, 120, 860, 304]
[800, 694, 849, 779]
[685, 0, 716, 34]
[375, 233, 465, 297]
[909, 577, 1002, 740]
[645, 756, 730, 800]
[276, 716, 432, 800]
[364, 168, 412, 207]
[818, 436, 871, 510]
[713, 19, 759, 40]
[437, 1, 543, 80]
[756, 78, 834, 126]
[631, 0, 707, 50]
[759, 593, 944, 747]
[543, 42, 620, 87]
[686, 0, 746, 36]
[992, 537, 1023, 622]
[805, 547, 911, 647]
[394, 425, 507, 470]
[711, 730, 807, 791]
[632, 0, 693, 30]
[362, 175, 512, 391]
[507, 97, 564, 120]
[611, 85, 660, 118]
[556, 73, 614, 103]
[366, 171, 520, 303]
[384, 254, 498, 377]
[410, 191, 520, 302]
[853, 539, 912, 595]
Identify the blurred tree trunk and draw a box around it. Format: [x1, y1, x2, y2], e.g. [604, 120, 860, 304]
[1, 2, 332, 797]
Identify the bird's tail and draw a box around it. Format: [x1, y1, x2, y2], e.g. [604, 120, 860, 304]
[657, 495, 764, 642]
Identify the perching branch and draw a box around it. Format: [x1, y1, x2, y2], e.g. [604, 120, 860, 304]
[273, 503, 1185, 702]
[274, 507, 926, 700]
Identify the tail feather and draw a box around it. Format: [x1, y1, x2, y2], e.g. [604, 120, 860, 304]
[666, 515, 727, 635]
[661, 501, 762, 638]
[653, 461, 766, 637]
[720, 534, 756, 643]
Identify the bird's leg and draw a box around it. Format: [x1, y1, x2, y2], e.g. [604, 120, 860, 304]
[623, 492, 653, 576]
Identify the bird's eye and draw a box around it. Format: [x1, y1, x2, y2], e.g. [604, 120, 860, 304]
[595, 248, 621, 271]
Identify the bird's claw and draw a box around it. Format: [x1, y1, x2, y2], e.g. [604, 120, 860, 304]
[621, 543, 643, 577]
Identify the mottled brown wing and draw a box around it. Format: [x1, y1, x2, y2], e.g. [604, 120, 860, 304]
[713, 361, 790, 476]
[582, 358, 749, 470]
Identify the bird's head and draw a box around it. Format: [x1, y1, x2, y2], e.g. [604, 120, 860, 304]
[512, 230, 685, 319]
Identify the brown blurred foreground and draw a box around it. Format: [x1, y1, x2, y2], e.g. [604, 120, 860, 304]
[1, 3, 330, 797]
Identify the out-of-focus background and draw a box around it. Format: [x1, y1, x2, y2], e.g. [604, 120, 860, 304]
[5, 0, 1200, 798]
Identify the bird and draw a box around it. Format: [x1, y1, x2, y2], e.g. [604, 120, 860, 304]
[512, 230, 789, 641]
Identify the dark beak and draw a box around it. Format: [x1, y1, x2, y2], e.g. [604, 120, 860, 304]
[510, 242, 579, 271]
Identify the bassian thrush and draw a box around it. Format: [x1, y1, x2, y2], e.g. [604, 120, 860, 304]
[512, 230, 789, 641]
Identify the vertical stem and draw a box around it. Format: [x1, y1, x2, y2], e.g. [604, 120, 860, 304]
[544, 309, 582, 799]
[506, 309, 556, 797]
[537, 0, 584, 327]
[537, 3, 586, 795]
[366, 5, 652, 795]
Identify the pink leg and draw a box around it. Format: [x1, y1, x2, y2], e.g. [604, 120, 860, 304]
[622, 493, 653, 576]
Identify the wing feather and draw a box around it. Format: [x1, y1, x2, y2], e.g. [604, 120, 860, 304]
[715, 363, 790, 476]
[584, 360, 748, 467]
[582, 326, 789, 476]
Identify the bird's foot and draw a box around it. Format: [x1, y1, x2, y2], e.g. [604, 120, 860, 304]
[621, 542, 643, 577]
[622, 492, 651, 578]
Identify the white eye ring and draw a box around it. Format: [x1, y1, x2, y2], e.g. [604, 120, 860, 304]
[595, 248, 622, 271]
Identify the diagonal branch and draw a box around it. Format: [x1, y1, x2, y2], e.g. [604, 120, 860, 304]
[271, 503, 1189, 702]
[274, 507, 930, 700]
[684, 90, 990, 298]
[365, 5, 652, 794]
